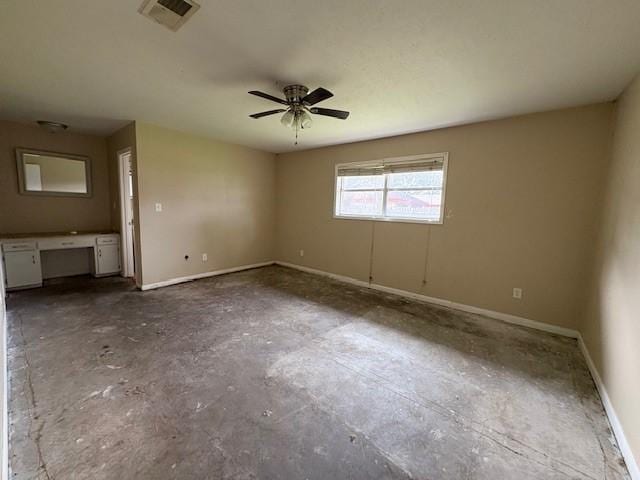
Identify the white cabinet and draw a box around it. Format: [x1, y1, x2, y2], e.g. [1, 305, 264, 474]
[2, 243, 42, 289]
[96, 244, 120, 276]
[1, 233, 121, 290]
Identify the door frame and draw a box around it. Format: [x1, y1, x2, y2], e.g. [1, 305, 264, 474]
[117, 148, 135, 278]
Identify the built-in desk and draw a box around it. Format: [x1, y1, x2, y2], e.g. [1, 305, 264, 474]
[1, 233, 121, 290]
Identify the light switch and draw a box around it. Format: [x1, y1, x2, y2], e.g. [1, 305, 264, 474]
[155, 203, 162, 212]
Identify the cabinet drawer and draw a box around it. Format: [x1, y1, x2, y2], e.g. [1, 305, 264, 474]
[38, 236, 93, 250]
[2, 242, 37, 252]
[97, 236, 119, 245]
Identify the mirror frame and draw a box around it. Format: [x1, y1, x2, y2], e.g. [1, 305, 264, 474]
[15, 147, 93, 198]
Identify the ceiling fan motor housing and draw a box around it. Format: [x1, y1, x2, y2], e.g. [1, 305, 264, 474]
[283, 85, 309, 104]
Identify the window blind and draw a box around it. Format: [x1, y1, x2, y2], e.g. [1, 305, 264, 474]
[336, 164, 384, 177]
[336, 157, 444, 177]
[383, 159, 443, 173]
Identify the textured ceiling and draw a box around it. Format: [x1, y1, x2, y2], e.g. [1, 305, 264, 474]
[1, 0, 640, 153]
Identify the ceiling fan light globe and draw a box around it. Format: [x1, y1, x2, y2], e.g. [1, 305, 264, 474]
[300, 110, 312, 129]
[280, 110, 294, 128]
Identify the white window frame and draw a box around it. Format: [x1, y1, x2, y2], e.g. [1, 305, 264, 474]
[333, 152, 449, 225]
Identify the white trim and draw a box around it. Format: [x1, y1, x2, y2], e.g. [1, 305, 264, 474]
[117, 148, 135, 279]
[275, 261, 579, 338]
[140, 261, 275, 291]
[333, 214, 445, 226]
[578, 335, 640, 480]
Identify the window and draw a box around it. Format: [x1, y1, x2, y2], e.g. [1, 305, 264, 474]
[334, 153, 448, 224]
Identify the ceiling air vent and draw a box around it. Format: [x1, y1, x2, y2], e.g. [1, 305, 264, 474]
[139, 0, 200, 32]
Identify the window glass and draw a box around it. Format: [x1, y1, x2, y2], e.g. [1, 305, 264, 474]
[386, 170, 442, 189]
[385, 190, 442, 220]
[341, 175, 384, 190]
[338, 190, 383, 216]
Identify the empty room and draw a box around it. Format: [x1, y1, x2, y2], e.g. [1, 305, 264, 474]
[1, 1, 639, 479]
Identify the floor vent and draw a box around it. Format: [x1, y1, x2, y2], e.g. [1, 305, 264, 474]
[138, 0, 200, 31]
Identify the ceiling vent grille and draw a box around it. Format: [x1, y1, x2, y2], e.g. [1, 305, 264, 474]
[139, 0, 200, 31]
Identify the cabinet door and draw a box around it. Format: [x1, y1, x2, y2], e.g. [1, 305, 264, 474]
[96, 245, 120, 275]
[3, 250, 42, 288]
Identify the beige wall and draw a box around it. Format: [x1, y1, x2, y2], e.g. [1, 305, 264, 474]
[135, 122, 276, 286]
[0, 120, 111, 234]
[275, 104, 614, 330]
[582, 76, 640, 468]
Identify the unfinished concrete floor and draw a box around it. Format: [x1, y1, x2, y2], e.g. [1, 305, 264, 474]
[7, 265, 630, 479]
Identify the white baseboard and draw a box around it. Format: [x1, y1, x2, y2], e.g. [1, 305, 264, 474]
[578, 335, 639, 480]
[275, 261, 579, 338]
[140, 261, 275, 291]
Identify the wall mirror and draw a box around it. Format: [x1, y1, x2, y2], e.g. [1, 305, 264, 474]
[15, 148, 92, 197]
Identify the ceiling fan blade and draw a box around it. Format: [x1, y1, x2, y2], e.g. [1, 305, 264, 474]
[302, 87, 333, 106]
[249, 109, 287, 119]
[309, 107, 350, 120]
[248, 90, 288, 105]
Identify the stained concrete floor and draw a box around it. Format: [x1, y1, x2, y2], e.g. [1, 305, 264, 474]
[7, 265, 630, 479]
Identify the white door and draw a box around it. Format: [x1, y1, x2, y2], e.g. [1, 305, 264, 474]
[97, 245, 120, 275]
[118, 149, 135, 277]
[3, 250, 42, 288]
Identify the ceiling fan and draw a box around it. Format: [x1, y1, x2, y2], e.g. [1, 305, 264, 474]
[248, 85, 350, 144]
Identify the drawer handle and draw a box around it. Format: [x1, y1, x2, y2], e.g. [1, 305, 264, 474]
[61, 242, 74, 246]
[98, 249, 102, 257]
[32, 255, 36, 264]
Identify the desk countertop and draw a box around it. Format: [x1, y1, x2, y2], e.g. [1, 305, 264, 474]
[0, 231, 117, 240]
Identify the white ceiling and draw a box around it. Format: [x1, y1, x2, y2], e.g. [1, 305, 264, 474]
[1, 0, 640, 153]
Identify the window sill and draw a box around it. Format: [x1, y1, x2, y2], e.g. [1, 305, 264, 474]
[333, 214, 444, 225]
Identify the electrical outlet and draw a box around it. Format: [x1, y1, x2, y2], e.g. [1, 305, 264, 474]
[155, 203, 162, 212]
[513, 288, 523, 299]
[202, 253, 208, 262]
[299, 249, 304, 257]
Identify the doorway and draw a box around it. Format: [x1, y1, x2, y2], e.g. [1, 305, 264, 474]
[118, 149, 135, 278]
